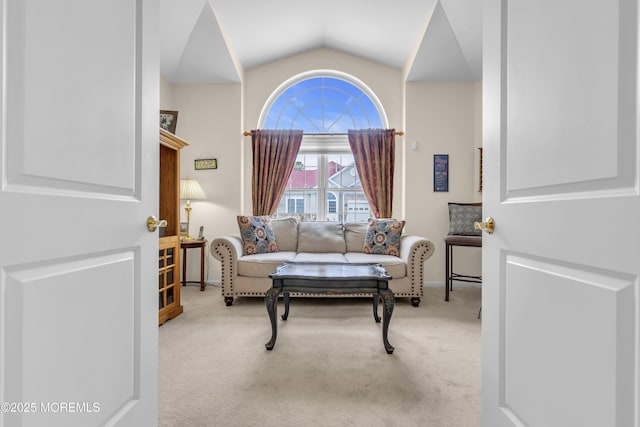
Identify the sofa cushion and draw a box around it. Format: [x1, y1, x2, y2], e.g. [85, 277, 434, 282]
[363, 218, 405, 256]
[448, 203, 482, 236]
[297, 222, 346, 253]
[271, 217, 298, 252]
[344, 222, 368, 252]
[293, 253, 348, 263]
[344, 253, 406, 278]
[237, 215, 278, 255]
[237, 252, 297, 277]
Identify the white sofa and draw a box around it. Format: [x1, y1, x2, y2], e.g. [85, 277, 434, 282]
[211, 218, 435, 307]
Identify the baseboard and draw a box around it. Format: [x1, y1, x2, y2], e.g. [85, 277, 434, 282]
[423, 281, 481, 289]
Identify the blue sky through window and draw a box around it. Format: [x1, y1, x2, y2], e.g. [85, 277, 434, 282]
[263, 76, 383, 132]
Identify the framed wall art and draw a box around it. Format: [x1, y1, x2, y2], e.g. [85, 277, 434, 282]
[433, 154, 449, 192]
[194, 158, 217, 170]
[160, 110, 178, 134]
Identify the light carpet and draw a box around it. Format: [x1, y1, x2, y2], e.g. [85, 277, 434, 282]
[159, 285, 481, 427]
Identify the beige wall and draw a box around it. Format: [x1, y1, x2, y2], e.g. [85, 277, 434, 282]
[160, 81, 242, 283]
[161, 49, 482, 287]
[159, 75, 174, 108]
[405, 81, 483, 284]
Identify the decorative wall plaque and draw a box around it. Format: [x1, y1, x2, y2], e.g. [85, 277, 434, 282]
[433, 154, 449, 192]
[194, 158, 217, 170]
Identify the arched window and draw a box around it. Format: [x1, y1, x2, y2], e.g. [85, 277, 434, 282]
[261, 73, 385, 132]
[264, 71, 386, 222]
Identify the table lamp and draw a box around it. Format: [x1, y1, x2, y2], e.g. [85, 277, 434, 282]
[180, 178, 207, 241]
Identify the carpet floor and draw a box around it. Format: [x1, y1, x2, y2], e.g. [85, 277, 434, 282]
[159, 285, 481, 427]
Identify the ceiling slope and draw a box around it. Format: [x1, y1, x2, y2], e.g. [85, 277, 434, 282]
[159, 0, 482, 84]
[406, 1, 474, 81]
[160, 0, 239, 83]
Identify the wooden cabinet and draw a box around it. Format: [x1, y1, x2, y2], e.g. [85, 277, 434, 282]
[158, 128, 188, 325]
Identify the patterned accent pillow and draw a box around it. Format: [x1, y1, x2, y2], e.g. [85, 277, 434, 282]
[363, 218, 405, 256]
[448, 204, 482, 236]
[237, 215, 278, 255]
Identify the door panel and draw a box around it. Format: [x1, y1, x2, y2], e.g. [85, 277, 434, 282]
[0, 1, 158, 426]
[505, 1, 623, 194]
[5, 252, 137, 426]
[483, 1, 639, 426]
[501, 254, 635, 426]
[6, 0, 138, 194]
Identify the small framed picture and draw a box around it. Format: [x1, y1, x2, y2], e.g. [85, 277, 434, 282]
[194, 158, 217, 170]
[434, 154, 449, 192]
[180, 222, 188, 237]
[160, 110, 178, 134]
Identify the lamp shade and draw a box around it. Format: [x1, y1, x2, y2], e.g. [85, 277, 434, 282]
[180, 179, 207, 201]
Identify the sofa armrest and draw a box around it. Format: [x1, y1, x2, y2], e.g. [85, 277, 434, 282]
[210, 236, 243, 302]
[399, 235, 435, 298]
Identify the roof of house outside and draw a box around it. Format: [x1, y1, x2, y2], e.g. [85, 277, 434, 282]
[287, 161, 361, 189]
[288, 169, 317, 189]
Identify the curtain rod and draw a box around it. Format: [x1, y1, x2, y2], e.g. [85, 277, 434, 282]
[243, 130, 404, 136]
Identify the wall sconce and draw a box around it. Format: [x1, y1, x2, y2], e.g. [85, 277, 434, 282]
[180, 178, 207, 241]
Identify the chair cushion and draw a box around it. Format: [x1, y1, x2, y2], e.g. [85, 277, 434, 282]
[237, 215, 278, 255]
[445, 235, 482, 247]
[448, 203, 482, 236]
[363, 218, 405, 256]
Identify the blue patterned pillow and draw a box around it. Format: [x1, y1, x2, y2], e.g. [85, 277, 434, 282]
[363, 218, 405, 256]
[448, 204, 482, 236]
[237, 215, 278, 255]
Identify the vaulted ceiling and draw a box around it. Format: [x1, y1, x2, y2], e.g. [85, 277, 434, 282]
[159, 0, 482, 84]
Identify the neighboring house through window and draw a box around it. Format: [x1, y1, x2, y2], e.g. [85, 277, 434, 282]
[260, 70, 388, 222]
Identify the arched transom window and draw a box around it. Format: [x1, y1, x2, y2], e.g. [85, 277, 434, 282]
[261, 74, 385, 132]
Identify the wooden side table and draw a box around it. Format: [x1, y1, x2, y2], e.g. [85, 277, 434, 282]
[180, 239, 207, 291]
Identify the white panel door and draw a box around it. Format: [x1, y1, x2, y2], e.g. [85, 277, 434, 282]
[0, 1, 159, 426]
[483, 1, 639, 426]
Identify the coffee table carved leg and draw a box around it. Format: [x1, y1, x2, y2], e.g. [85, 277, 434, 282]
[282, 292, 290, 320]
[379, 289, 395, 354]
[265, 287, 281, 350]
[372, 294, 381, 323]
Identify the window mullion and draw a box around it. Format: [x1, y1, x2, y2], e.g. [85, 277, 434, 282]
[317, 155, 327, 221]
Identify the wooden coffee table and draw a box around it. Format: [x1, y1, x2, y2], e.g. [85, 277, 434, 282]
[265, 262, 395, 354]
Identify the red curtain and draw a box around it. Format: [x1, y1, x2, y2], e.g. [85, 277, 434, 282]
[348, 129, 395, 218]
[251, 129, 303, 216]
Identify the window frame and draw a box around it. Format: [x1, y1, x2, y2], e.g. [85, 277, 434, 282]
[276, 148, 372, 222]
